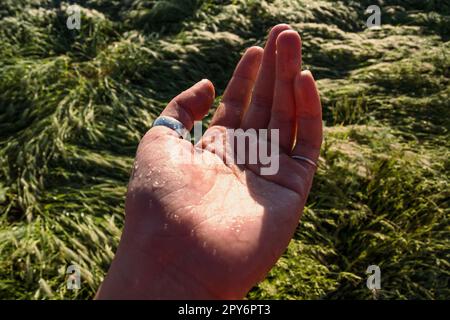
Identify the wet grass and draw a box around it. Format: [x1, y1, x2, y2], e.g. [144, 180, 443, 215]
[0, 0, 448, 299]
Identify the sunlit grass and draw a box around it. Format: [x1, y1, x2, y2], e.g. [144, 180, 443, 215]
[0, 0, 448, 299]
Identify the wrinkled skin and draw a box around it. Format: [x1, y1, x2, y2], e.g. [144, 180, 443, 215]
[97, 24, 323, 300]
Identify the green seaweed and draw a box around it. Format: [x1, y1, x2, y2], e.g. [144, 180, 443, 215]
[0, 0, 448, 299]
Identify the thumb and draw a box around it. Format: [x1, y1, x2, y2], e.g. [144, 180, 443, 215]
[160, 79, 215, 131]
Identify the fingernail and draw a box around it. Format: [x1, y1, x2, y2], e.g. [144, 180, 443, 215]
[195, 79, 209, 86]
[196, 79, 215, 97]
[303, 69, 314, 79]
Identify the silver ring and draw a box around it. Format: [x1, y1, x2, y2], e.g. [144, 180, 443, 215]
[291, 155, 318, 168]
[151, 116, 189, 139]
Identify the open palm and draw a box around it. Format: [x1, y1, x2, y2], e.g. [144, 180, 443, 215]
[97, 24, 322, 300]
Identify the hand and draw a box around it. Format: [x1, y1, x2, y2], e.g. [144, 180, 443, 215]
[96, 24, 322, 300]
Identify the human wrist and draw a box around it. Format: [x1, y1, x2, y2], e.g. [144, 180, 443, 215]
[96, 223, 220, 300]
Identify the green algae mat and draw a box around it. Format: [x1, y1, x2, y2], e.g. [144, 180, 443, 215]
[0, 0, 448, 299]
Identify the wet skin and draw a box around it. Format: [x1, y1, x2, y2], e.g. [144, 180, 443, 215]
[96, 24, 323, 300]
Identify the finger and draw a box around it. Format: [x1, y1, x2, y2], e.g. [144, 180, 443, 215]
[291, 70, 322, 164]
[241, 24, 291, 130]
[159, 79, 215, 133]
[268, 30, 302, 152]
[210, 46, 263, 128]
